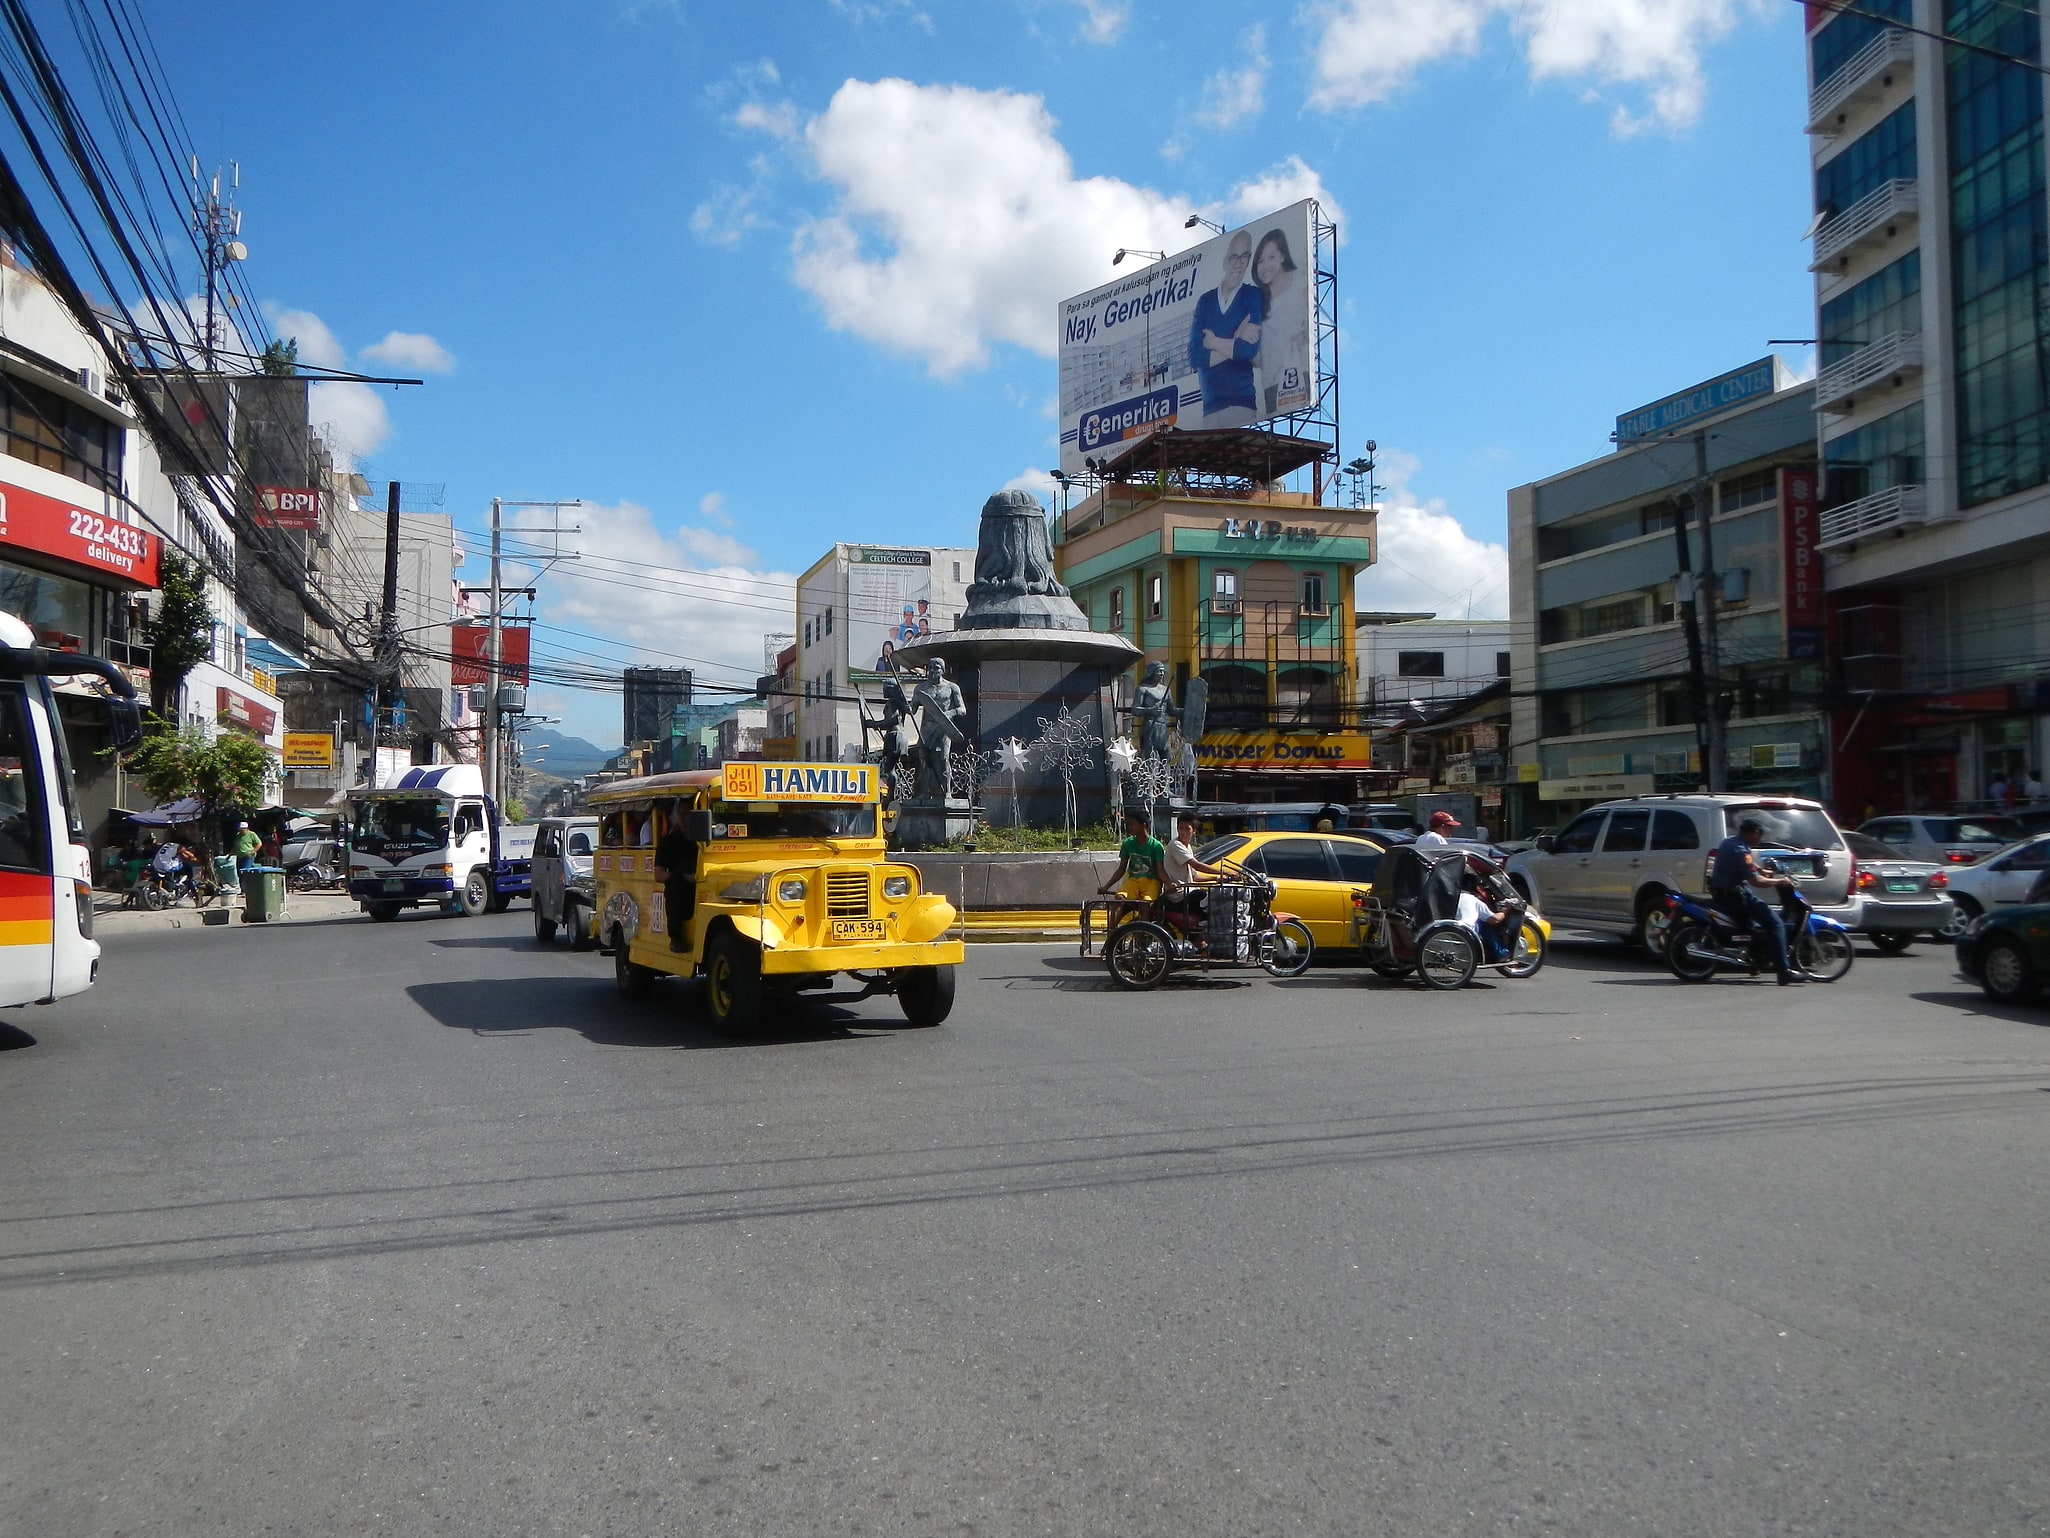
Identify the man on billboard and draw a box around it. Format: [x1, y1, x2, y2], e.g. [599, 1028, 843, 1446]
[1188, 230, 1263, 428]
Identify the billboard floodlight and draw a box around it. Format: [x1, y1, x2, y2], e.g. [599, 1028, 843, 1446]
[1111, 247, 1164, 267]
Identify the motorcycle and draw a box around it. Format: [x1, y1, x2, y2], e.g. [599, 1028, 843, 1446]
[1081, 868, 1315, 989]
[1660, 883, 1854, 984]
[136, 862, 221, 910]
[284, 837, 344, 891]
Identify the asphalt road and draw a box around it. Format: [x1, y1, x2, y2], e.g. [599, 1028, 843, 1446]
[3, 911, 2047, 1537]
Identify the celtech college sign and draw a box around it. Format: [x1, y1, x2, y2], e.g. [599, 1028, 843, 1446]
[1196, 732, 1373, 769]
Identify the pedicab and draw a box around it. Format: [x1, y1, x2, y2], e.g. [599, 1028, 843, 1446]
[1081, 862, 1316, 990]
[1349, 843, 1548, 989]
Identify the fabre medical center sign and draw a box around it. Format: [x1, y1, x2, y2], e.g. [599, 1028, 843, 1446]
[1614, 357, 1787, 444]
[1057, 200, 1316, 476]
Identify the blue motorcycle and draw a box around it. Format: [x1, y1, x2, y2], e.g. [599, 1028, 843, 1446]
[1659, 882, 1855, 984]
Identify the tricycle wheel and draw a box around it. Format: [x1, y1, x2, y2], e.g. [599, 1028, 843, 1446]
[895, 965, 956, 1026]
[1105, 921, 1174, 990]
[1261, 918, 1314, 977]
[1496, 918, 1547, 979]
[1414, 921, 1479, 990]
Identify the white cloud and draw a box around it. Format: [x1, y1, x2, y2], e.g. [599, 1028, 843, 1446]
[1075, 1, 1127, 43]
[698, 491, 734, 526]
[1307, 0, 1768, 131]
[265, 307, 347, 369]
[306, 382, 392, 463]
[1349, 451, 1509, 619]
[1216, 155, 1344, 232]
[734, 99, 800, 139]
[361, 330, 455, 373]
[1196, 26, 1268, 129]
[523, 500, 798, 694]
[790, 79, 1338, 376]
[690, 182, 768, 247]
[1000, 467, 1059, 506]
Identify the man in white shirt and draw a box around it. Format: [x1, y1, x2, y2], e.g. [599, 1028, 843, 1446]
[1162, 815, 1226, 918]
[1415, 810, 1459, 848]
[1455, 883, 1512, 962]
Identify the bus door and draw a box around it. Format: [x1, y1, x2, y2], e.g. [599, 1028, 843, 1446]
[0, 681, 61, 1005]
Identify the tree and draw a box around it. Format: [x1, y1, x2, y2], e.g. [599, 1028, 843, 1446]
[125, 728, 277, 851]
[259, 337, 298, 377]
[145, 551, 213, 721]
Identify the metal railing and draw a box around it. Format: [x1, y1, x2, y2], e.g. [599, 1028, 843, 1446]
[1808, 28, 1914, 134]
[1814, 330, 1923, 411]
[1817, 483, 1930, 550]
[1811, 179, 1919, 270]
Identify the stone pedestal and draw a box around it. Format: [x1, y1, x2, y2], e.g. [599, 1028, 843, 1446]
[892, 799, 979, 849]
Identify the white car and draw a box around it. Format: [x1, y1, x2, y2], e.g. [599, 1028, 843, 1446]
[1855, 813, 2027, 867]
[1939, 833, 2050, 921]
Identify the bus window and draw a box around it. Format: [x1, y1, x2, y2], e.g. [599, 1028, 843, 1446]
[0, 687, 50, 873]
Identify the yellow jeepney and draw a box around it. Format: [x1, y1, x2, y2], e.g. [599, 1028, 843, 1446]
[586, 762, 963, 1029]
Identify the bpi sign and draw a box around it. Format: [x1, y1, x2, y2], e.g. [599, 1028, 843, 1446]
[254, 485, 319, 530]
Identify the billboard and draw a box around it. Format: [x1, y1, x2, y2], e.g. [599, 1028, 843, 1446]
[846, 546, 935, 676]
[1057, 199, 1316, 476]
[451, 622, 531, 686]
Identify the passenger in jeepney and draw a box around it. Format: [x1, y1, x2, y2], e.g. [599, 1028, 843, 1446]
[652, 799, 699, 953]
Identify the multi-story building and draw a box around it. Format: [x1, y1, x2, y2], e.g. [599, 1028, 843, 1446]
[793, 543, 973, 763]
[1802, 0, 2050, 813]
[1507, 368, 1825, 832]
[1356, 614, 1511, 718]
[1051, 474, 1376, 801]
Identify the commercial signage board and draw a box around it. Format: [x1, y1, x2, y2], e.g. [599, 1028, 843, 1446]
[1615, 357, 1784, 445]
[1057, 200, 1317, 475]
[1538, 774, 1656, 801]
[1195, 731, 1373, 769]
[254, 485, 320, 531]
[721, 762, 875, 803]
[847, 547, 938, 675]
[451, 623, 530, 685]
[146, 376, 232, 475]
[0, 480, 160, 587]
[1779, 465, 1823, 660]
[282, 731, 334, 768]
[217, 686, 277, 739]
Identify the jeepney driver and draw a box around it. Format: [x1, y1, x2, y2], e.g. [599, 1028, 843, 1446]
[652, 799, 699, 953]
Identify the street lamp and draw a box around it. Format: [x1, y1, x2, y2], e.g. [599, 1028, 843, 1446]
[1111, 247, 1165, 267]
[1344, 441, 1380, 511]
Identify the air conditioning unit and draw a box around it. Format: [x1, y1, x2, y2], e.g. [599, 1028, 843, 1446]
[77, 367, 103, 397]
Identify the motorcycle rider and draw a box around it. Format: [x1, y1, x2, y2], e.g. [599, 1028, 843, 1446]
[1161, 814, 1225, 924]
[1710, 817, 1800, 985]
[148, 834, 201, 903]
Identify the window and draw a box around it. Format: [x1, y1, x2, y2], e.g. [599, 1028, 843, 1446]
[824, 607, 833, 635]
[1300, 572, 1326, 614]
[1823, 402, 1924, 507]
[1820, 249, 1922, 367]
[1657, 685, 1693, 728]
[1995, 838, 2050, 871]
[1815, 100, 1916, 219]
[804, 621, 812, 647]
[1147, 572, 1163, 619]
[1867, 819, 1913, 844]
[1811, 0, 1907, 85]
[536, 825, 560, 857]
[567, 831, 593, 857]
[1603, 808, 1650, 852]
[1397, 651, 1444, 677]
[1718, 469, 1779, 512]
[1107, 587, 1124, 631]
[1256, 838, 1333, 882]
[1211, 569, 1240, 612]
[1329, 840, 1382, 883]
[0, 373, 125, 490]
[952, 561, 961, 581]
[1553, 813, 1605, 854]
[1650, 811, 1700, 850]
[1496, 651, 1511, 677]
[0, 687, 49, 873]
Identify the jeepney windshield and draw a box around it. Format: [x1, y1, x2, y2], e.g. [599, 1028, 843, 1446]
[710, 802, 877, 841]
[352, 796, 450, 854]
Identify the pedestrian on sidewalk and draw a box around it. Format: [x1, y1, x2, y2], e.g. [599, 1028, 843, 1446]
[234, 820, 261, 872]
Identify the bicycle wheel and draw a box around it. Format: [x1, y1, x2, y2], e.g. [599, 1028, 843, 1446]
[1414, 921, 1479, 990]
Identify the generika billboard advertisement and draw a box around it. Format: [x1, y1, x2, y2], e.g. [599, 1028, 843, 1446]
[1057, 199, 1316, 476]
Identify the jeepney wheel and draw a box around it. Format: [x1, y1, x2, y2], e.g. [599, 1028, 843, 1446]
[568, 900, 596, 952]
[533, 904, 557, 943]
[703, 930, 762, 1030]
[365, 901, 401, 923]
[1261, 919, 1315, 978]
[1105, 921, 1175, 990]
[613, 926, 656, 1001]
[458, 870, 490, 917]
[895, 965, 956, 1027]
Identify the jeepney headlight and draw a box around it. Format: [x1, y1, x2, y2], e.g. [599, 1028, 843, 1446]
[721, 875, 767, 902]
[882, 874, 912, 899]
[777, 878, 807, 903]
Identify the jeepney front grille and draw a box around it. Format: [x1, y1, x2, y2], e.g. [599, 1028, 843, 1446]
[825, 870, 870, 918]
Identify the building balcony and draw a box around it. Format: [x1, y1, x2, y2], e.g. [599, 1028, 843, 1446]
[1816, 484, 1934, 551]
[1810, 179, 1919, 271]
[1807, 28, 1914, 137]
[1814, 331, 1924, 415]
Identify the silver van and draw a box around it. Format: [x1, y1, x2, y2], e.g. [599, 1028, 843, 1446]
[1505, 794, 1853, 955]
[531, 816, 599, 949]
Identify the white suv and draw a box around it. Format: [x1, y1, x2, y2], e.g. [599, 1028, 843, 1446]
[1505, 794, 1853, 954]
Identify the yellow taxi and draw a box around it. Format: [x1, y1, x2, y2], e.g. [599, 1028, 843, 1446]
[587, 762, 963, 1030]
[1192, 830, 1552, 955]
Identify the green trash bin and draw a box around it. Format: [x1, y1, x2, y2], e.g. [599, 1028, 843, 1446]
[241, 866, 285, 923]
[211, 855, 239, 905]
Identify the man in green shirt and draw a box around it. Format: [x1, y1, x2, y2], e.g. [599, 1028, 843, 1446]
[1099, 808, 1165, 898]
[234, 820, 262, 871]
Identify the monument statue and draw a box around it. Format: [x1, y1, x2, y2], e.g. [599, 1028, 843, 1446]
[906, 658, 968, 803]
[959, 488, 1081, 631]
[864, 674, 912, 796]
[1131, 661, 1180, 761]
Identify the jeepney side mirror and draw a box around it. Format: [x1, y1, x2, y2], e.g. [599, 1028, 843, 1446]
[687, 810, 713, 841]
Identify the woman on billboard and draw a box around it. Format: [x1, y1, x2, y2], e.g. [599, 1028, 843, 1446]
[1253, 228, 1312, 417]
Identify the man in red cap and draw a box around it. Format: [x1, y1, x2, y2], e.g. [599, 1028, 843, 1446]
[1415, 810, 1460, 848]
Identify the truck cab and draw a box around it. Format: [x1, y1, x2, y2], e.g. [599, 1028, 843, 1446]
[347, 764, 526, 920]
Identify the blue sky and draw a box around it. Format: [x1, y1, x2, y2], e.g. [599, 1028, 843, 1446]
[148, 0, 1816, 746]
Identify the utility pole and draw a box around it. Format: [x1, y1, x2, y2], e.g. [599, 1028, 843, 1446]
[1693, 432, 1727, 791]
[484, 496, 501, 805]
[374, 479, 403, 787]
[190, 157, 246, 370]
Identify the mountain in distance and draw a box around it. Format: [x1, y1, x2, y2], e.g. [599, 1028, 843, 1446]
[518, 726, 616, 779]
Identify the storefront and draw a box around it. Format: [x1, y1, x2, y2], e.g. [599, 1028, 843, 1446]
[1192, 730, 1391, 804]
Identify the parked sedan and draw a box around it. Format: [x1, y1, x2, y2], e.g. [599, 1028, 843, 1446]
[1939, 832, 2050, 923]
[1841, 830, 1961, 952]
[1194, 830, 1550, 956]
[1856, 813, 2027, 866]
[1955, 886, 2050, 1002]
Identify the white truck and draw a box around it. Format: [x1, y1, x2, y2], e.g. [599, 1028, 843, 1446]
[346, 764, 535, 922]
[0, 610, 141, 1008]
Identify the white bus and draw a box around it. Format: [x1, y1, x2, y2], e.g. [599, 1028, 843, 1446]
[0, 610, 141, 1008]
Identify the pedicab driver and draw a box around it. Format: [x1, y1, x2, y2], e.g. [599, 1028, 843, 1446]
[1162, 814, 1227, 920]
[1710, 816, 1798, 985]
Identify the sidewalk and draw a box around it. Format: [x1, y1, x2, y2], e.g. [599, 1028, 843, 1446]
[91, 888, 360, 936]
